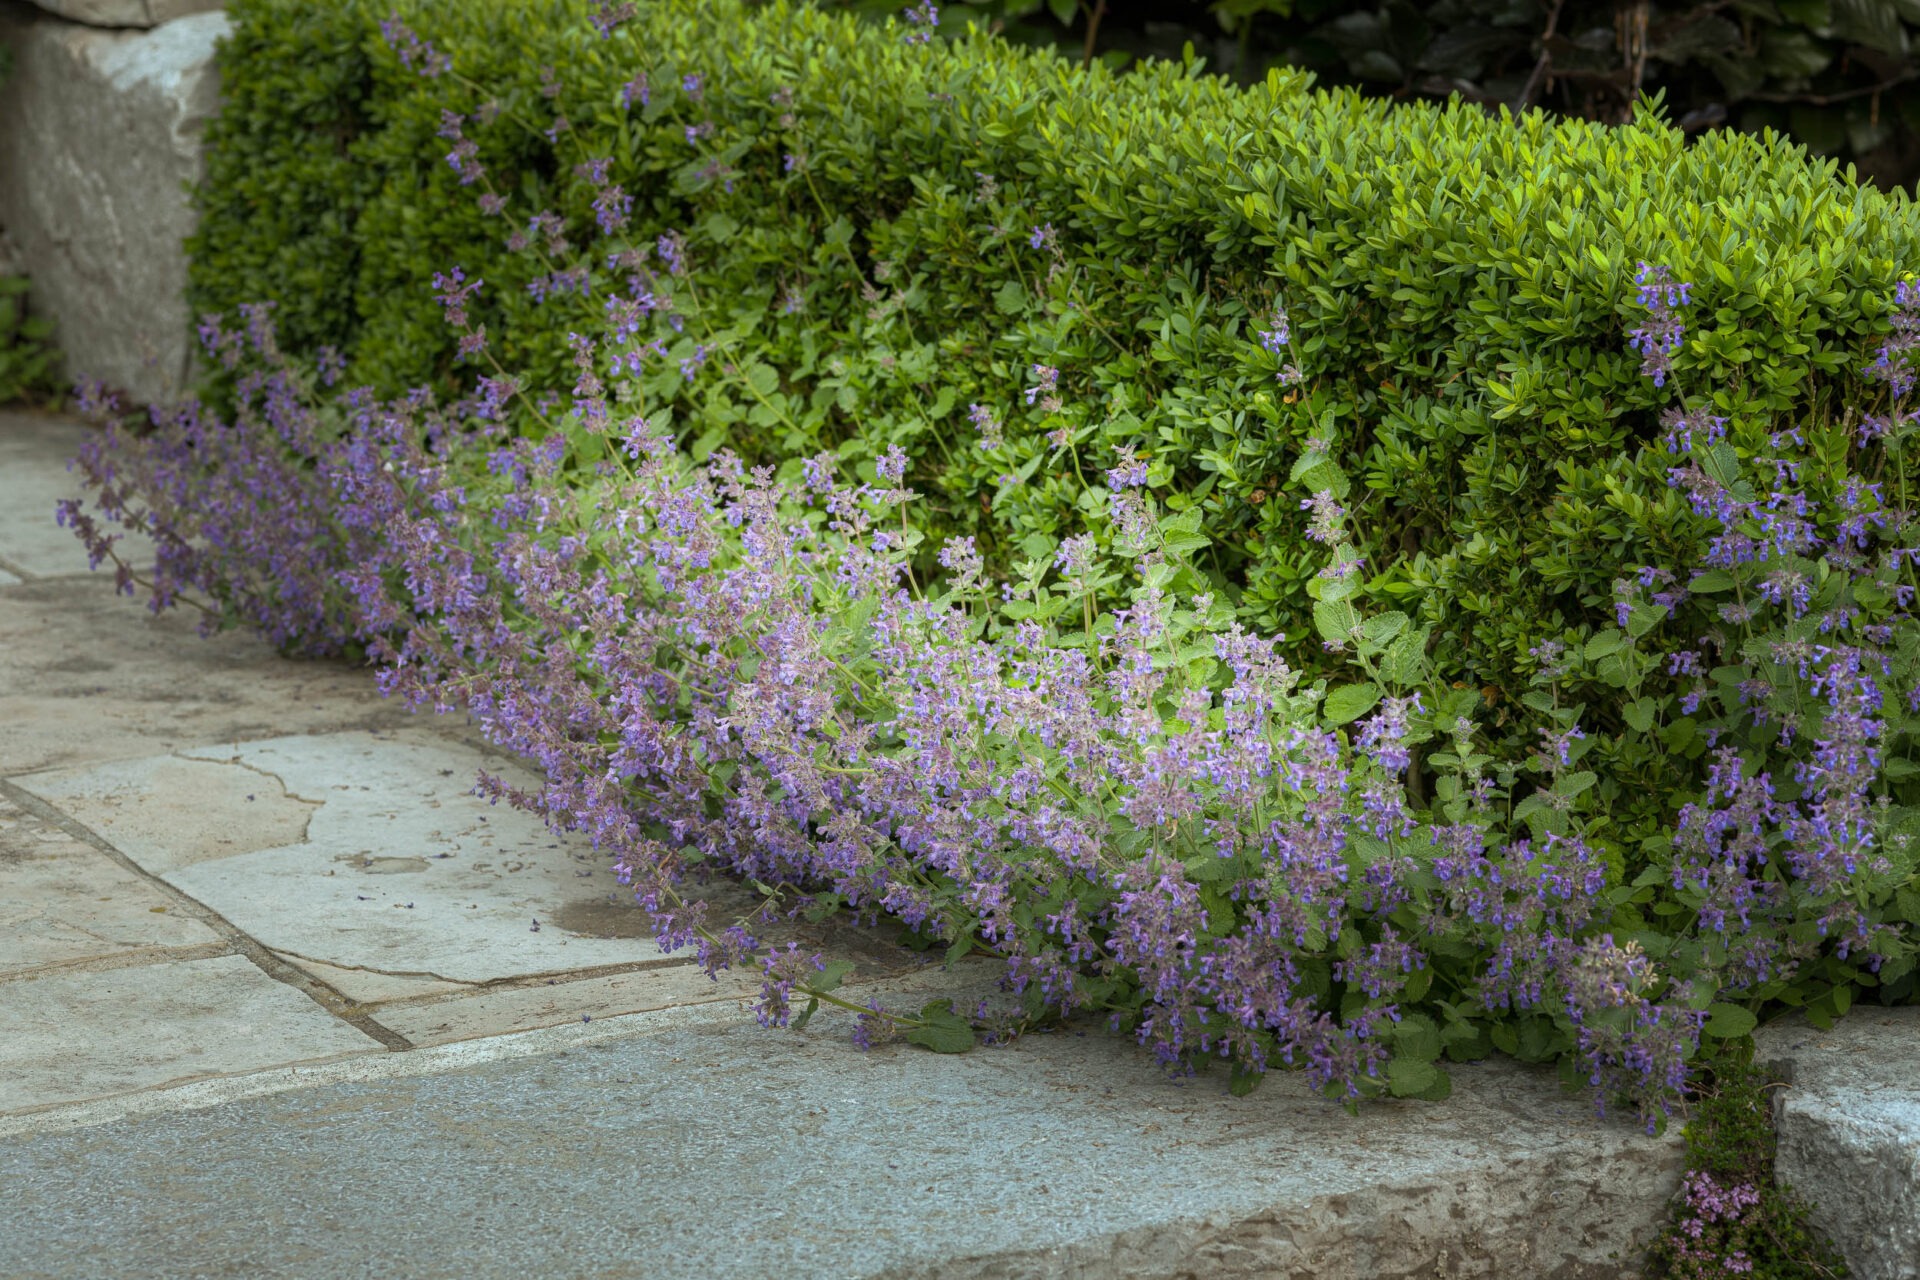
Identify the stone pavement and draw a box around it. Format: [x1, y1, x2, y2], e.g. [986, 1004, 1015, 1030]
[0, 407, 1911, 1278]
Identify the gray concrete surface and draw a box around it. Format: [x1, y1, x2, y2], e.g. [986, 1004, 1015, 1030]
[1757, 1008, 1920, 1280]
[0, 1001, 1686, 1280]
[2, 953, 383, 1111]
[0, 4, 227, 405]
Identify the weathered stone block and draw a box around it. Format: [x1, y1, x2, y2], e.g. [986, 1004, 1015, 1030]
[0, 5, 228, 406]
[1757, 1009, 1920, 1280]
[24, 0, 220, 31]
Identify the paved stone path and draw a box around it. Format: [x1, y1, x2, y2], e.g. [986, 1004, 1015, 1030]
[0, 408, 1911, 1278]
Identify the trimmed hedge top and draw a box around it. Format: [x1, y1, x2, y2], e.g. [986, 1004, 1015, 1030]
[190, 0, 1920, 847]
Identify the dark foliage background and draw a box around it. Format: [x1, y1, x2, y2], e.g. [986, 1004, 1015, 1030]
[829, 0, 1920, 191]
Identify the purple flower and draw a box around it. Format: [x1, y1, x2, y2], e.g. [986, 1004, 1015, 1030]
[1629, 262, 1689, 388]
[379, 14, 450, 76]
[431, 268, 482, 329]
[967, 403, 1004, 452]
[901, 0, 938, 42]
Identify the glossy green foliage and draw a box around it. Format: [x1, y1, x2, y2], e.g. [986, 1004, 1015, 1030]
[191, 0, 1920, 842]
[0, 276, 59, 407]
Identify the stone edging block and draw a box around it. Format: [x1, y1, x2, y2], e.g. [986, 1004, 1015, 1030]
[1756, 1008, 1920, 1280]
[25, 0, 221, 31]
[0, 4, 229, 406]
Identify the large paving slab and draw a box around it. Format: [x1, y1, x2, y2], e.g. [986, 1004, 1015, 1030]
[0, 573, 453, 778]
[0, 791, 219, 976]
[1, 953, 384, 1114]
[19, 730, 678, 986]
[0, 999, 1686, 1280]
[1757, 1008, 1920, 1280]
[0, 412, 157, 579]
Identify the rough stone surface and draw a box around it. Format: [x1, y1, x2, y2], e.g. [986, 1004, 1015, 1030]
[0, 412, 156, 579]
[373, 963, 754, 1046]
[0, 792, 219, 975]
[274, 952, 474, 1005]
[15, 751, 319, 872]
[0, 953, 383, 1113]
[0, 7, 228, 405]
[25, 0, 221, 28]
[0, 574, 472, 778]
[21, 730, 678, 984]
[1756, 1009, 1920, 1280]
[0, 1004, 1685, 1279]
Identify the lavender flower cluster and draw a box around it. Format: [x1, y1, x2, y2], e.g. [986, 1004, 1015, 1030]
[59, 279, 1813, 1130]
[57, 8, 1919, 1128]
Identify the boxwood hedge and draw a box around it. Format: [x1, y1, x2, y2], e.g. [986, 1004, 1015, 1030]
[188, 0, 1920, 847]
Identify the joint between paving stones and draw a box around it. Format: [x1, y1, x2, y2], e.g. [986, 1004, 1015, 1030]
[271, 949, 702, 1005]
[0, 940, 232, 986]
[0, 776, 416, 1053]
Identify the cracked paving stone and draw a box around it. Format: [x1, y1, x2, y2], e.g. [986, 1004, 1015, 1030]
[18, 729, 670, 986]
[0, 795, 220, 976]
[17, 753, 320, 875]
[0, 954, 384, 1114]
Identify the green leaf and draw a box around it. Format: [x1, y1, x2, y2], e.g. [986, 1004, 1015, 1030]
[1703, 1003, 1758, 1039]
[1313, 599, 1360, 646]
[1689, 569, 1737, 594]
[1323, 682, 1383, 725]
[1394, 1013, 1443, 1062]
[1361, 611, 1409, 646]
[1227, 1061, 1263, 1096]
[1288, 450, 1333, 484]
[813, 958, 857, 993]
[791, 996, 820, 1030]
[1381, 625, 1431, 686]
[1627, 604, 1668, 640]
[1584, 630, 1626, 660]
[1623, 699, 1657, 733]
[1387, 1056, 1444, 1098]
[744, 362, 781, 397]
[905, 999, 976, 1053]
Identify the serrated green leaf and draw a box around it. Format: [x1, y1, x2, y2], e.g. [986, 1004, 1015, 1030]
[1323, 682, 1382, 725]
[1387, 1056, 1440, 1097]
[813, 958, 857, 993]
[1584, 630, 1626, 660]
[1361, 611, 1409, 646]
[1690, 569, 1737, 594]
[1394, 1013, 1442, 1063]
[1381, 625, 1431, 686]
[1703, 1003, 1758, 1039]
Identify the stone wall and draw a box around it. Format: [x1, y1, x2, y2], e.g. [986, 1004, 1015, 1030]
[28, 0, 220, 27]
[0, 0, 227, 406]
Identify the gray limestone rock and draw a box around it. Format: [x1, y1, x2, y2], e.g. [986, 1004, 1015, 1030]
[1756, 1008, 1920, 1280]
[0, 6, 228, 406]
[23, 0, 220, 31]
